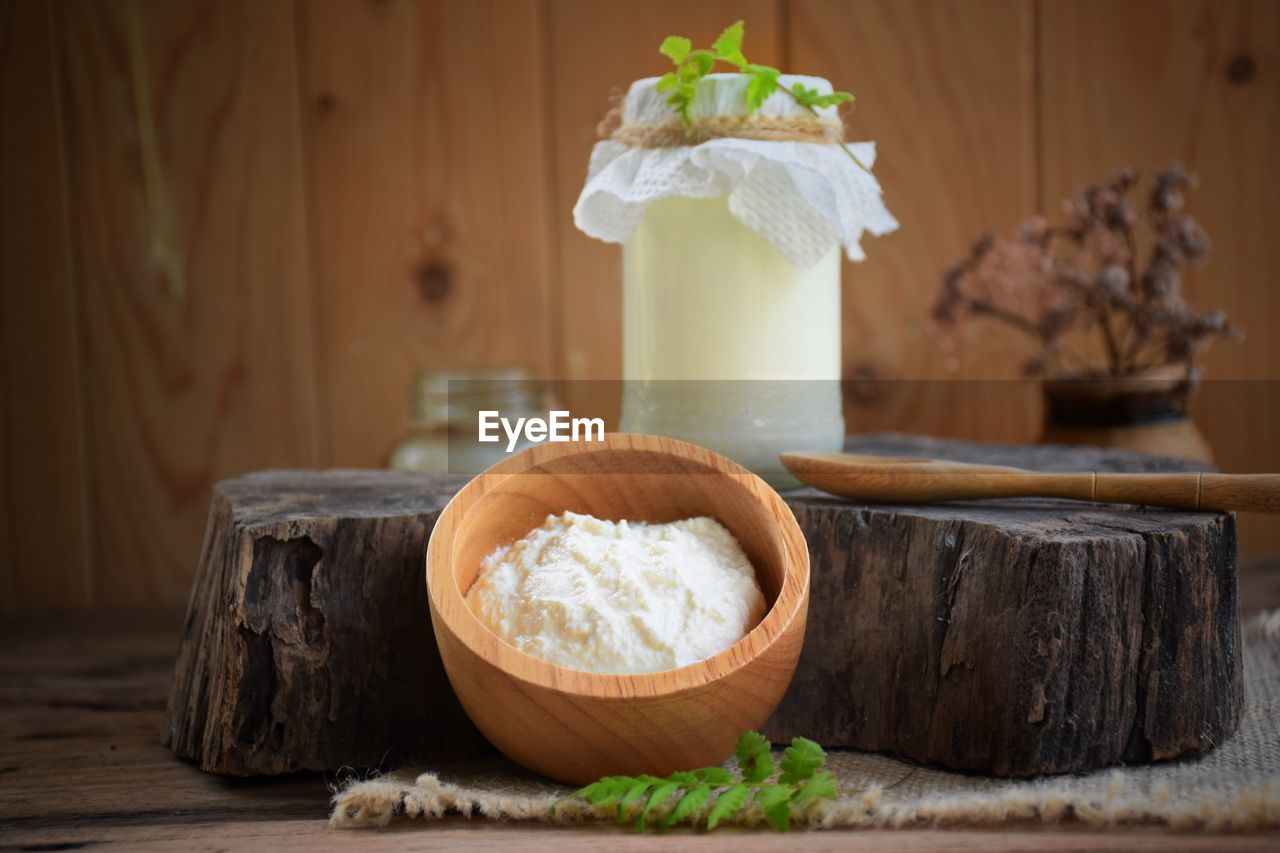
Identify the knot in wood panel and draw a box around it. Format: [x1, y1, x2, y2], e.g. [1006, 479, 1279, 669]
[415, 261, 453, 303]
[1226, 53, 1257, 85]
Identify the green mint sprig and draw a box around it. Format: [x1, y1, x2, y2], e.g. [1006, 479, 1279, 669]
[656, 21, 869, 173]
[552, 731, 838, 832]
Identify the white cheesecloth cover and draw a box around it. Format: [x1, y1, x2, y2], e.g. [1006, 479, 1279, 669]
[573, 73, 899, 270]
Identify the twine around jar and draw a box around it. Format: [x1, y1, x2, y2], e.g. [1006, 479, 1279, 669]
[597, 104, 844, 147]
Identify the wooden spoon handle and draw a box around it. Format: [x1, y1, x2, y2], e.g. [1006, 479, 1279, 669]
[781, 452, 1280, 514]
[1083, 473, 1280, 513]
[1200, 474, 1280, 513]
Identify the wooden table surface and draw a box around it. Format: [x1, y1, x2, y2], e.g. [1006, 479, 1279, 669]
[2, 558, 1279, 851]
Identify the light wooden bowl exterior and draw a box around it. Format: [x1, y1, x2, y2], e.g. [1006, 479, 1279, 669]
[425, 433, 810, 785]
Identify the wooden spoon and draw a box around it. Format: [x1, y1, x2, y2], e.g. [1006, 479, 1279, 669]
[780, 451, 1280, 513]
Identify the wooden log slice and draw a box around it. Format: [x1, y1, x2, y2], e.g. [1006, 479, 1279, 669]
[766, 435, 1241, 776]
[164, 436, 1242, 777]
[163, 470, 487, 775]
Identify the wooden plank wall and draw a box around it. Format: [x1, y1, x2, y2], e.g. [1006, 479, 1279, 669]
[1039, 0, 1280, 552]
[303, 0, 555, 467]
[0, 0, 89, 609]
[56, 0, 321, 606]
[2, 0, 1276, 613]
[791, 0, 1042, 441]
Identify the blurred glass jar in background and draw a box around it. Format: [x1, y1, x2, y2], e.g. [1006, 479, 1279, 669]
[386, 368, 549, 475]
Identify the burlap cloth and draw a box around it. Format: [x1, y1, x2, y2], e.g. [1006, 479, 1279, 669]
[331, 611, 1280, 832]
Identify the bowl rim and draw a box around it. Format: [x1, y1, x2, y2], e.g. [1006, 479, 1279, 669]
[425, 432, 810, 699]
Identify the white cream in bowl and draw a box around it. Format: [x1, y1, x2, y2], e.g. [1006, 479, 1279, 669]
[465, 510, 766, 674]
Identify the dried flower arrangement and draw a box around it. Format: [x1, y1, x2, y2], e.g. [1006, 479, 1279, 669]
[933, 164, 1239, 379]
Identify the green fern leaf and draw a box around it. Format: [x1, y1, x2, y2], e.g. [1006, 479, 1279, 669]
[635, 780, 680, 829]
[706, 785, 751, 830]
[660, 784, 711, 829]
[755, 785, 793, 832]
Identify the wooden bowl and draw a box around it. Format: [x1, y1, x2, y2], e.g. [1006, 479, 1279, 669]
[425, 433, 810, 785]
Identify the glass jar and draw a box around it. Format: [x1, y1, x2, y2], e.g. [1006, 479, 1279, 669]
[575, 73, 896, 489]
[387, 368, 547, 475]
[619, 195, 844, 487]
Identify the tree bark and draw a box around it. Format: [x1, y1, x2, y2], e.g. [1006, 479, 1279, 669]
[163, 470, 488, 775]
[165, 437, 1241, 777]
[766, 435, 1241, 776]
